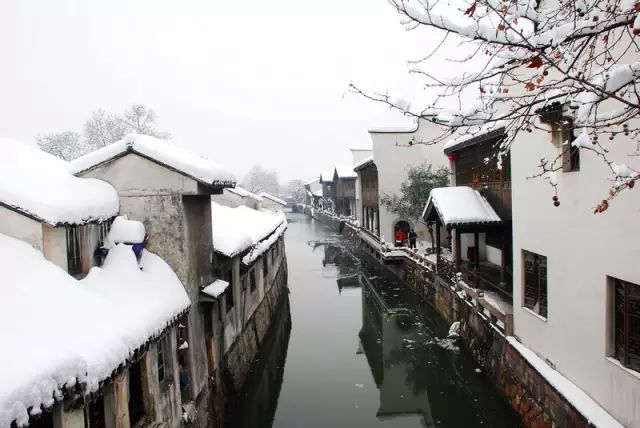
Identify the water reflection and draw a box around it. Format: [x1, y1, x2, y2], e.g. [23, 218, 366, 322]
[230, 214, 520, 428]
[228, 297, 292, 428]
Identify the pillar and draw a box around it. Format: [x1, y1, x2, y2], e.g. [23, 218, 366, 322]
[435, 222, 441, 272]
[104, 372, 130, 428]
[454, 229, 462, 271]
[474, 232, 480, 271]
[500, 229, 508, 287]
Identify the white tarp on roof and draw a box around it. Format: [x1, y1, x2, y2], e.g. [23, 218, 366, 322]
[227, 187, 263, 201]
[258, 192, 286, 207]
[105, 215, 145, 247]
[201, 279, 229, 298]
[0, 138, 119, 226]
[0, 234, 189, 428]
[69, 134, 236, 187]
[211, 202, 287, 261]
[424, 186, 501, 226]
[334, 165, 357, 179]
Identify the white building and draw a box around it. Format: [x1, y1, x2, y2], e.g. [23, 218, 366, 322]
[368, 118, 449, 244]
[0, 139, 190, 428]
[509, 110, 640, 426]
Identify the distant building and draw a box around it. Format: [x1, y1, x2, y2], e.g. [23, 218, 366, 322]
[368, 118, 449, 243]
[333, 165, 357, 216]
[354, 156, 379, 236]
[213, 186, 263, 210]
[319, 170, 336, 212]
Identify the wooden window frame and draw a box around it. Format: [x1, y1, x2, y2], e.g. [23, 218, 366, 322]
[522, 250, 548, 318]
[612, 277, 640, 372]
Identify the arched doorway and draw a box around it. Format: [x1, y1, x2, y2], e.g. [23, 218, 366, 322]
[393, 220, 411, 247]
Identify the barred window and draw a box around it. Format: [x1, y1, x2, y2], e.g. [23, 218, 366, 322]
[66, 226, 84, 276]
[157, 334, 170, 384]
[523, 250, 547, 318]
[613, 278, 640, 372]
[263, 256, 268, 277]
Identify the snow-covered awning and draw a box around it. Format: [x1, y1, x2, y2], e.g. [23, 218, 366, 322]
[0, 233, 189, 428]
[211, 202, 287, 264]
[319, 171, 334, 183]
[258, 192, 286, 207]
[200, 279, 230, 300]
[422, 186, 502, 228]
[334, 165, 357, 179]
[0, 138, 119, 226]
[69, 134, 236, 188]
[353, 156, 375, 172]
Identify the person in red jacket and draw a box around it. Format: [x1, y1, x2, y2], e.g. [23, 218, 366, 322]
[395, 229, 406, 247]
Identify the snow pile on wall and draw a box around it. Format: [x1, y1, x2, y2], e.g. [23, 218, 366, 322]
[0, 138, 119, 226]
[424, 186, 502, 226]
[211, 202, 287, 260]
[105, 215, 146, 246]
[69, 134, 236, 187]
[0, 234, 189, 428]
[258, 192, 287, 207]
[201, 279, 229, 298]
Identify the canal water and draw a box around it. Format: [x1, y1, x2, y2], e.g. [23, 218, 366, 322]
[231, 213, 522, 428]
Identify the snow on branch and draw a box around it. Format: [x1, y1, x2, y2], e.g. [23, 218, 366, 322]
[353, 0, 640, 209]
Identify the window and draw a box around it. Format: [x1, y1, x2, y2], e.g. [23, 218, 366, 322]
[85, 394, 105, 428]
[225, 284, 234, 313]
[177, 320, 192, 401]
[29, 411, 54, 428]
[612, 277, 640, 372]
[128, 359, 145, 427]
[66, 226, 83, 276]
[562, 125, 580, 172]
[523, 250, 547, 318]
[263, 256, 268, 277]
[250, 270, 256, 292]
[157, 334, 170, 385]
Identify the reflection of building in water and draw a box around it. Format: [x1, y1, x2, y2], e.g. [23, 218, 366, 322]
[227, 297, 293, 428]
[322, 244, 362, 293]
[359, 285, 435, 425]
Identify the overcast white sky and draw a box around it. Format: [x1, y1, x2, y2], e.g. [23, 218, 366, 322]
[0, 0, 447, 183]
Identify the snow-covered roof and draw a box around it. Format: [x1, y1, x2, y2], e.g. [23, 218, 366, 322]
[443, 122, 506, 153]
[320, 171, 334, 183]
[334, 165, 357, 179]
[312, 189, 323, 197]
[422, 186, 502, 227]
[105, 215, 145, 247]
[201, 279, 229, 299]
[227, 186, 263, 201]
[69, 134, 236, 188]
[353, 156, 375, 172]
[0, 138, 119, 226]
[211, 202, 287, 264]
[0, 234, 189, 428]
[258, 192, 287, 207]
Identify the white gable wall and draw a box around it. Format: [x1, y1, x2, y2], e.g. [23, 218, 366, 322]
[370, 119, 449, 242]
